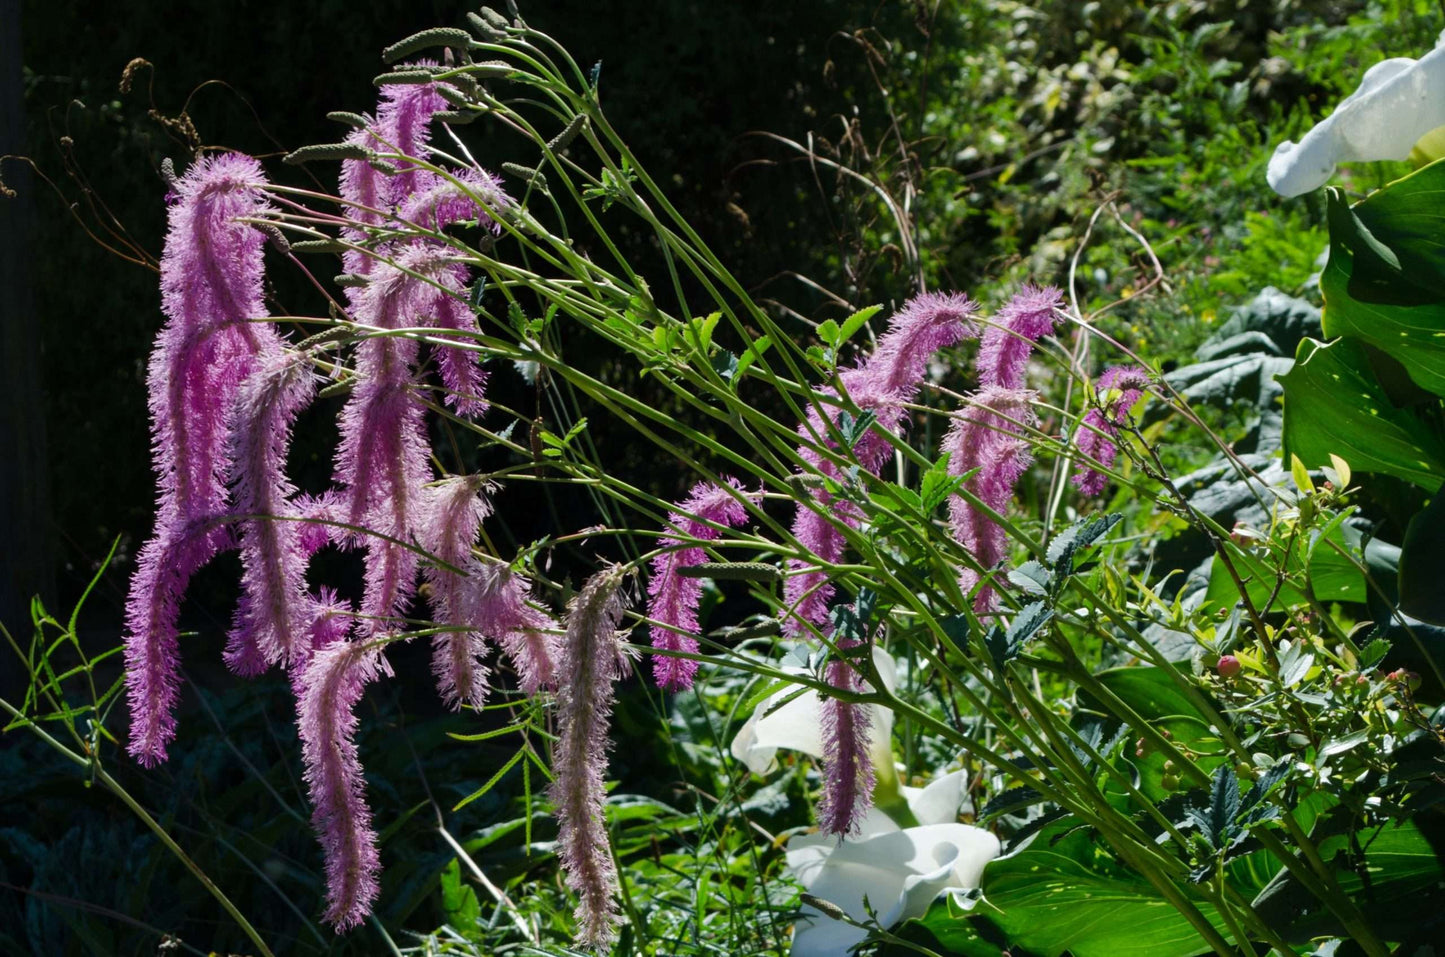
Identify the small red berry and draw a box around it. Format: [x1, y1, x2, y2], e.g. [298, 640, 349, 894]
[1217, 655, 1242, 678]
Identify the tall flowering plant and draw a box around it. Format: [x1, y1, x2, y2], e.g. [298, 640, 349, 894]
[79, 11, 1432, 957]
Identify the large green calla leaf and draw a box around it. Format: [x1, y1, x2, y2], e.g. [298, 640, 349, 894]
[979, 821, 1229, 957]
[1399, 482, 1445, 624]
[1278, 337, 1445, 490]
[1341, 160, 1445, 299]
[1322, 189, 1445, 397]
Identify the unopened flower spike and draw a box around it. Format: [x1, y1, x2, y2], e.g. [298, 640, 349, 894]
[552, 564, 633, 948]
[1071, 365, 1151, 497]
[647, 477, 755, 691]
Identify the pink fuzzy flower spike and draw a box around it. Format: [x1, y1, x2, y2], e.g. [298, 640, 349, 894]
[551, 565, 633, 948]
[978, 284, 1063, 389]
[481, 564, 562, 694]
[647, 478, 754, 691]
[423, 476, 495, 709]
[784, 292, 978, 636]
[125, 152, 281, 765]
[338, 69, 449, 275]
[818, 645, 876, 837]
[225, 350, 319, 674]
[945, 387, 1038, 612]
[1070, 365, 1151, 497]
[297, 639, 385, 932]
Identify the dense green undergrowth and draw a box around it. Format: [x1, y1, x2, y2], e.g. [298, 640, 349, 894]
[5, 3, 1445, 957]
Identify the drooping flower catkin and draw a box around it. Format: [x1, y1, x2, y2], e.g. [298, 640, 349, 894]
[945, 387, 1038, 612]
[817, 646, 875, 837]
[646, 478, 753, 691]
[551, 565, 632, 948]
[422, 476, 495, 709]
[297, 640, 385, 932]
[1071, 365, 1151, 496]
[225, 350, 319, 674]
[977, 284, 1062, 390]
[125, 152, 280, 766]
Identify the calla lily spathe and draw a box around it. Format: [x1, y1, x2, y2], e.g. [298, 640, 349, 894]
[729, 654, 1000, 956]
[1268, 37, 1445, 196]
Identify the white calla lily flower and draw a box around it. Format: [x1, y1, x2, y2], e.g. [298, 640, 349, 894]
[1268, 41, 1445, 197]
[728, 653, 999, 956]
[785, 822, 1001, 957]
[729, 648, 897, 776]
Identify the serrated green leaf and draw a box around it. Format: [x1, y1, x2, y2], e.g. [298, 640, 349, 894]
[838, 304, 883, 344]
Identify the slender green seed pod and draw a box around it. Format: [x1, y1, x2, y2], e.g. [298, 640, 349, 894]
[437, 85, 475, 109]
[295, 326, 352, 351]
[800, 895, 849, 923]
[501, 162, 548, 190]
[256, 222, 290, 254]
[317, 377, 356, 399]
[546, 114, 587, 152]
[786, 474, 826, 493]
[382, 27, 473, 65]
[675, 562, 780, 582]
[373, 69, 439, 86]
[333, 273, 370, 288]
[466, 12, 505, 40]
[478, 6, 510, 29]
[711, 618, 782, 641]
[283, 143, 373, 165]
[325, 111, 370, 129]
[434, 110, 480, 126]
[291, 239, 351, 254]
[461, 60, 514, 79]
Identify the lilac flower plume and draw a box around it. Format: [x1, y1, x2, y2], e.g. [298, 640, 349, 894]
[1071, 365, 1150, 496]
[472, 561, 562, 694]
[298, 640, 385, 931]
[339, 71, 450, 275]
[945, 387, 1038, 612]
[647, 478, 753, 690]
[398, 168, 510, 235]
[552, 565, 632, 948]
[335, 249, 454, 632]
[977, 284, 1063, 389]
[124, 516, 228, 766]
[125, 152, 279, 765]
[423, 476, 495, 709]
[818, 645, 876, 836]
[784, 292, 977, 635]
[225, 351, 319, 674]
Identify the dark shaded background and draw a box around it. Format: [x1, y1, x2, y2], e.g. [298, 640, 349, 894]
[11, 0, 913, 651]
[4, 1, 1425, 953]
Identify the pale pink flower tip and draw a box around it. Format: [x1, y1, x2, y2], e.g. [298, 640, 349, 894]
[647, 477, 754, 691]
[1070, 365, 1150, 496]
[552, 565, 632, 948]
[978, 284, 1063, 389]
